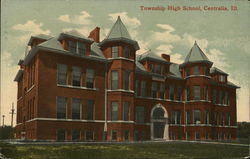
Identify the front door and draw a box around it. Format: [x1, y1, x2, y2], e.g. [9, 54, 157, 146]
[153, 122, 165, 138]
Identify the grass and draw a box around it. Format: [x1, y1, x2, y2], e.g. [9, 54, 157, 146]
[0, 141, 249, 159]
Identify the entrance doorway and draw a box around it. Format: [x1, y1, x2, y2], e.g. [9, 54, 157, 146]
[151, 104, 169, 140]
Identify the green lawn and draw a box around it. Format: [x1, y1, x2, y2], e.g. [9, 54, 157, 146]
[1, 141, 248, 159]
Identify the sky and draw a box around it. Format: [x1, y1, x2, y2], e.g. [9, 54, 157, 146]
[1, 0, 249, 126]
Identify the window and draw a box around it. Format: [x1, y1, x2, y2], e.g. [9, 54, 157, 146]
[141, 131, 145, 141]
[194, 86, 200, 100]
[123, 70, 130, 90]
[124, 130, 129, 141]
[171, 111, 181, 124]
[57, 129, 65, 141]
[186, 111, 191, 124]
[159, 83, 165, 99]
[57, 64, 67, 85]
[135, 80, 140, 96]
[123, 46, 130, 58]
[111, 102, 118, 121]
[186, 132, 190, 140]
[193, 110, 201, 124]
[150, 64, 154, 72]
[195, 132, 200, 140]
[72, 67, 81, 87]
[72, 98, 81, 119]
[68, 41, 77, 53]
[57, 97, 67, 119]
[169, 85, 175, 100]
[204, 111, 209, 124]
[225, 92, 229, 105]
[186, 87, 190, 101]
[176, 86, 182, 101]
[111, 70, 118, 90]
[112, 46, 118, 58]
[136, 106, 144, 123]
[213, 112, 218, 125]
[204, 86, 208, 101]
[141, 81, 146, 97]
[205, 132, 209, 140]
[111, 130, 117, 141]
[226, 113, 231, 126]
[151, 82, 157, 98]
[134, 130, 139, 141]
[86, 69, 94, 88]
[85, 131, 93, 141]
[87, 100, 94, 120]
[213, 90, 217, 104]
[218, 91, 222, 104]
[78, 42, 86, 56]
[123, 102, 129, 121]
[155, 65, 161, 74]
[219, 75, 225, 82]
[220, 113, 224, 126]
[72, 129, 80, 141]
[193, 66, 199, 75]
[186, 68, 190, 77]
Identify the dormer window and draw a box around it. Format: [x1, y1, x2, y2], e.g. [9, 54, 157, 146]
[155, 65, 161, 74]
[68, 40, 86, 56]
[123, 46, 130, 58]
[193, 66, 199, 75]
[112, 46, 118, 58]
[219, 75, 226, 82]
[186, 68, 190, 77]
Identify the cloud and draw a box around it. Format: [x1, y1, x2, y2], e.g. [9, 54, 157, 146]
[156, 44, 183, 64]
[152, 24, 181, 43]
[1, 51, 19, 126]
[12, 20, 51, 35]
[58, 11, 92, 25]
[12, 20, 51, 46]
[108, 12, 141, 29]
[62, 27, 90, 37]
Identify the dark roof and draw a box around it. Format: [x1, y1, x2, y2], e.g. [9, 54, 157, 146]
[28, 34, 53, 46]
[210, 80, 240, 88]
[137, 50, 170, 64]
[14, 69, 24, 82]
[58, 30, 93, 43]
[210, 67, 228, 75]
[169, 63, 182, 78]
[181, 41, 212, 66]
[99, 16, 139, 50]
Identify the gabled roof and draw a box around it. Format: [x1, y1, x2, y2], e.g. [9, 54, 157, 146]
[99, 16, 139, 50]
[210, 67, 228, 75]
[58, 30, 93, 43]
[38, 37, 67, 52]
[182, 41, 212, 66]
[90, 42, 105, 59]
[137, 50, 170, 64]
[28, 34, 53, 46]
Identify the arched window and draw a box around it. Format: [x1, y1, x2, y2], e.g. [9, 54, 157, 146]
[153, 108, 165, 119]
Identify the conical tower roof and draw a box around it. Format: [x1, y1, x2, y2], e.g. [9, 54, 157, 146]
[99, 16, 139, 50]
[181, 41, 212, 66]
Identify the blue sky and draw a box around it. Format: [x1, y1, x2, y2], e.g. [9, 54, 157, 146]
[1, 0, 249, 125]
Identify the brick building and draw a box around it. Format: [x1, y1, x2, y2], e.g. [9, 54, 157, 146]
[14, 16, 239, 141]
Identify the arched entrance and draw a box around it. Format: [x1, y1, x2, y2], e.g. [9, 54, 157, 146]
[150, 104, 169, 140]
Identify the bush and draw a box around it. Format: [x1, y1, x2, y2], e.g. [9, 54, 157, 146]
[0, 126, 15, 139]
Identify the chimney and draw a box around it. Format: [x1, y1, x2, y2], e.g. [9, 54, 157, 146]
[161, 54, 170, 62]
[88, 27, 100, 43]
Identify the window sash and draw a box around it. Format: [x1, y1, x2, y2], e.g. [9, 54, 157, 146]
[72, 98, 81, 119]
[111, 102, 118, 121]
[193, 66, 199, 75]
[72, 129, 80, 141]
[123, 70, 130, 90]
[112, 46, 118, 58]
[135, 80, 140, 96]
[111, 71, 118, 90]
[136, 106, 144, 123]
[57, 97, 67, 119]
[204, 111, 209, 124]
[169, 85, 174, 100]
[176, 86, 182, 101]
[78, 42, 86, 56]
[124, 130, 129, 141]
[87, 100, 94, 120]
[111, 130, 117, 141]
[72, 67, 81, 87]
[194, 86, 200, 100]
[68, 41, 77, 53]
[152, 82, 157, 98]
[86, 69, 94, 88]
[123, 102, 129, 121]
[123, 46, 129, 58]
[193, 110, 201, 124]
[141, 81, 146, 97]
[57, 64, 67, 85]
[155, 65, 161, 74]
